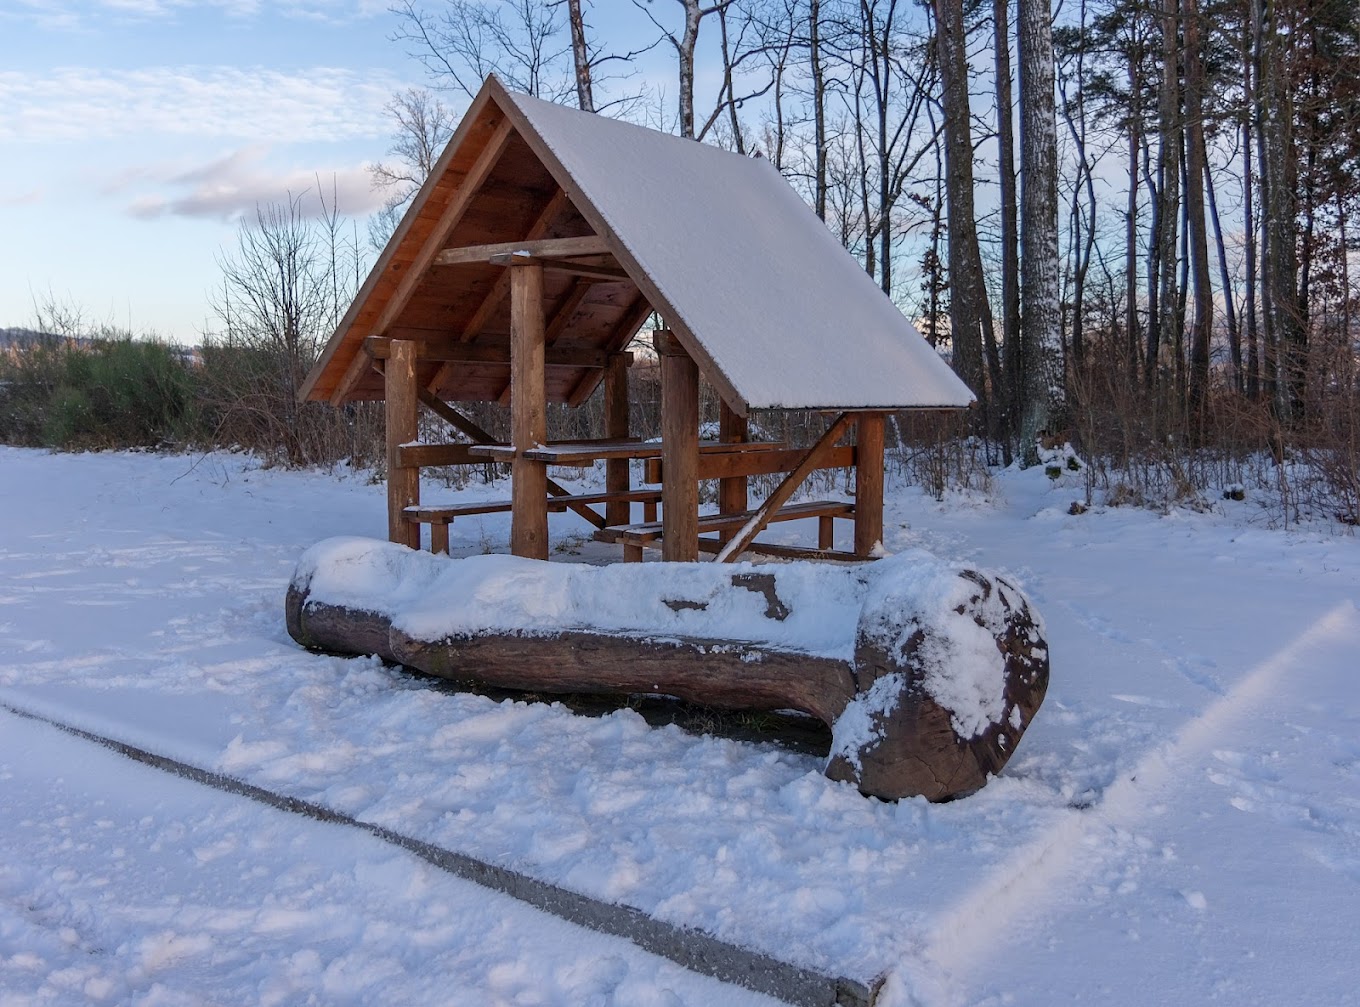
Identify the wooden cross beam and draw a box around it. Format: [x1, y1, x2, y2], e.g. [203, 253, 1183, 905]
[434, 235, 611, 266]
[714, 413, 856, 563]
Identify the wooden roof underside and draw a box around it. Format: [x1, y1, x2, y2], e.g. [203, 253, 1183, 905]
[301, 89, 652, 407]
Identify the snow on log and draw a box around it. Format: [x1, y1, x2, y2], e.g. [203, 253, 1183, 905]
[285, 538, 1049, 801]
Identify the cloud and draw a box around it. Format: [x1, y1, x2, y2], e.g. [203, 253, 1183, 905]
[124, 144, 387, 221]
[0, 187, 45, 207]
[0, 66, 405, 143]
[4, 1, 383, 27]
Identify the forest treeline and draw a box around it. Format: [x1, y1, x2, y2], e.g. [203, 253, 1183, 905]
[3, 0, 1357, 524]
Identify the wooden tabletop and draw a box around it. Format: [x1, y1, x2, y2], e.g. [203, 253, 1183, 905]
[467, 439, 789, 464]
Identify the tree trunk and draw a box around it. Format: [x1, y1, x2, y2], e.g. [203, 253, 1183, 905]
[1150, 0, 1182, 390]
[1183, 0, 1213, 419]
[810, 0, 829, 221]
[567, 0, 594, 112]
[935, 0, 991, 407]
[996, 0, 1022, 440]
[1018, 0, 1065, 462]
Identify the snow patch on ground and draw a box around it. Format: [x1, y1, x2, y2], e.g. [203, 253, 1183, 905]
[1, 446, 1358, 1005]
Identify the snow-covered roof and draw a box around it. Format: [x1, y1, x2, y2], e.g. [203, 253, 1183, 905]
[301, 76, 974, 413]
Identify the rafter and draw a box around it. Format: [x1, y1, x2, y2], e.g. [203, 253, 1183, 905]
[458, 188, 571, 344]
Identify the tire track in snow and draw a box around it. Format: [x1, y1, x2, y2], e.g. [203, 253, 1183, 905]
[889, 601, 1360, 1006]
[0, 699, 880, 1007]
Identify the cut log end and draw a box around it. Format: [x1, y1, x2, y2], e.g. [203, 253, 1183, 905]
[824, 568, 1049, 802]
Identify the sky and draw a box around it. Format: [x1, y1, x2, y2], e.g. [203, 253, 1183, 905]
[0, 1, 687, 344]
[0, 1, 425, 342]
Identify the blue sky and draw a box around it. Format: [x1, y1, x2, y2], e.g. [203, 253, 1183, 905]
[4, 1, 624, 343]
[2, 1, 421, 341]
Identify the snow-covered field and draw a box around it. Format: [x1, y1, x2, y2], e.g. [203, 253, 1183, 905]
[1, 445, 1357, 1006]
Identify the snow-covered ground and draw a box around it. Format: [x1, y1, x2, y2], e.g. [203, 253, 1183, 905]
[0, 446, 1357, 1006]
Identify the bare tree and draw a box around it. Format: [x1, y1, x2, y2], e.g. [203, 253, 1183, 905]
[390, 0, 576, 102]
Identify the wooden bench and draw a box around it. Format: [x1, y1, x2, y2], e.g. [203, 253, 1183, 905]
[407, 489, 663, 554]
[594, 499, 856, 562]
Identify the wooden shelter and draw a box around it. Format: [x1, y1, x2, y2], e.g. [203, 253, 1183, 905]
[300, 75, 974, 563]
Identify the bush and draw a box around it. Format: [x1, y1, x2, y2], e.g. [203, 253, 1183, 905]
[0, 335, 199, 450]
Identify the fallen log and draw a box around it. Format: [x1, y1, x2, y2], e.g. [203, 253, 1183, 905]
[285, 538, 1049, 801]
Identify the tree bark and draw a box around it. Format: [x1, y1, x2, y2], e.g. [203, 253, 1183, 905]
[1183, 0, 1214, 419]
[1018, 0, 1065, 462]
[567, 0, 595, 112]
[935, 0, 993, 410]
[995, 0, 1022, 439]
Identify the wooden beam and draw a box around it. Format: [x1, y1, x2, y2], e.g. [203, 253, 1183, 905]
[385, 339, 421, 549]
[330, 348, 379, 407]
[658, 330, 699, 562]
[717, 398, 749, 545]
[368, 117, 515, 345]
[509, 259, 549, 559]
[435, 235, 611, 266]
[492, 278, 600, 407]
[565, 294, 654, 407]
[367, 335, 609, 369]
[416, 388, 608, 530]
[715, 413, 855, 563]
[645, 444, 857, 483]
[853, 412, 886, 557]
[489, 254, 629, 282]
[395, 443, 482, 468]
[458, 188, 572, 344]
[545, 280, 593, 344]
[417, 388, 493, 443]
[603, 352, 631, 527]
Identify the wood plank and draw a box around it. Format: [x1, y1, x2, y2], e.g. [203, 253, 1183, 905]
[566, 294, 654, 407]
[603, 351, 631, 527]
[597, 500, 854, 543]
[659, 330, 699, 562]
[368, 117, 516, 348]
[718, 398, 749, 545]
[546, 489, 661, 510]
[415, 391, 606, 530]
[395, 443, 482, 468]
[544, 281, 593, 344]
[367, 335, 608, 369]
[854, 412, 886, 558]
[489, 255, 630, 282]
[510, 260, 549, 559]
[330, 348, 378, 407]
[406, 501, 515, 519]
[435, 235, 611, 266]
[385, 339, 421, 549]
[417, 389, 494, 443]
[458, 188, 572, 343]
[715, 414, 855, 563]
[645, 444, 857, 483]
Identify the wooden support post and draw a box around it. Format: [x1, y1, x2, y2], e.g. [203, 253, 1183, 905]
[603, 352, 632, 527]
[854, 412, 886, 558]
[819, 515, 835, 550]
[430, 521, 450, 556]
[385, 339, 421, 549]
[510, 260, 549, 560]
[657, 330, 699, 562]
[717, 399, 749, 545]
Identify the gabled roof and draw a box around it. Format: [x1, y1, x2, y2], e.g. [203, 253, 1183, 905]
[301, 75, 973, 413]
